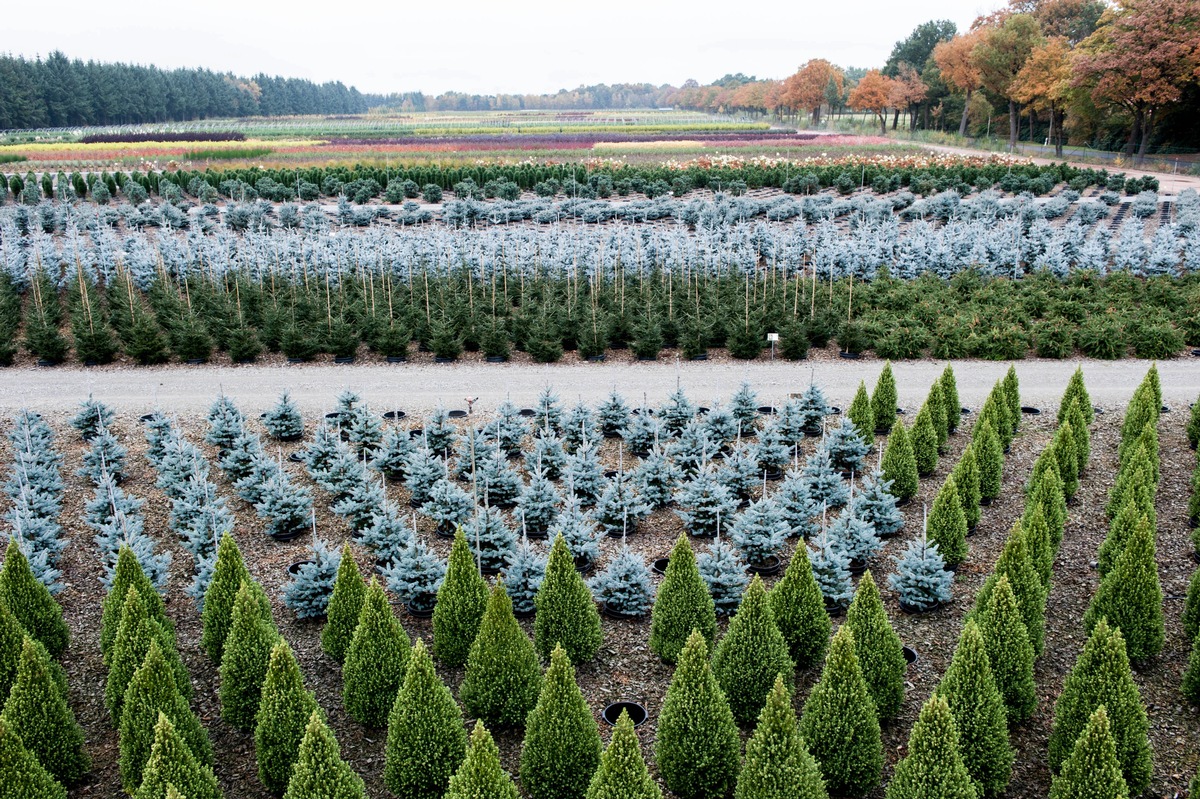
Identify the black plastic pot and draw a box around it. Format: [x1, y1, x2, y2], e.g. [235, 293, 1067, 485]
[602, 701, 648, 728]
[636, 355, 657, 362]
[829, 406, 842, 415]
[603, 470, 619, 479]
[1021, 406, 1041, 415]
[689, 353, 709, 361]
[83, 360, 99, 367]
[848, 558, 868, 575]
[448, 410, 468, 419]
[574, 555, 594, 575]
[1192, 349, 1200, 357]
[518, 408, 537, 418]
[839, 351, 861, 360]
[980, 496, 993, 506]
[757, 405, 777, 416]
[899, 600, 941, 615]
[651, 557, 670, 575]
[824, 597, 847, 617]
[485, 356, 507, 363]
[405, 602, 435, 619]
[383, 410, 407, 420]
[386, 355, 407, 363]
[961, 407, 971, 415]
[288, 452, 306, 463]
[286, 357, 309, 364]
[325, 411, 342, 421]
[601, 602, 644, 621]
[435, 523, 458, 539]
[434, 356, 456, 364]
[334, 356, 356, 364]
[271, 529, 306, 543]
[35, 359, 58, 367]
[748, 554, 782, 576]
[1160, 405, 1171, 414]
[902, 646, 919, 668]
[513, 607, 536, 620]
[408, 428, 424, 440]
[139, 413, 159, 424]
[288, 560, 315, 576]
[764, 468, 784, 481]
[586, 355, 606, 362]
[696, 406, 710, 415]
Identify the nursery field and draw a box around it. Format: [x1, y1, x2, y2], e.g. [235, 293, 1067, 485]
[1, 364, 1199, 799]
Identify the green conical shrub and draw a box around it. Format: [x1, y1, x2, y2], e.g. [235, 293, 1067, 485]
[283, 711, 366, 799]
[586, 709, 662, 799]
[911, 404, 939, 477]
[656, 630, 741, 799]
[767, 543, 830, 670]
[343, 579, 411, 727]
[218, 581, 278, 730]
[0, 600, 26, 704]
[941, 364, 961, 434]
[847, 381, 875, 444]
[1048, 620, 1151, 795]
[952, 445, 981, 531]
[884, 694, 975, 799]
[132, 713, 221, 799]
[1066, 399, 1091, 476]
[1049, 706, 1128, 799]
[461, 581, 541, 727]
[976, 576, 1036, 723]
[925, 379, 949, 447]
[520, 644, 602, 799]
[0, 637, 88, 785]
[1085, 516, 1164, 662]
[928, 475, 968, 569]
[384, 638, 468, 799]
[534, 534, 603, 664]
[936, 620, 1012, 796]
[106, 587, 191, 723]
[1184, 567, 1200, 642]
[881, 420, 918, 502]
[797, 626, 882, 797]
[1098, 499, 1144, 579]
[200, 534, 252, 663]
[871, 362, 897, 434]
[1183, 634, 1200, 704]
[1025, 460, 1067, 552]
[712, 575, 794, 725]
[650, 535, 716, 663]
[321, 543, 366, 663]
[984, 523, 1046, 658]
[1105, 448, 1154, 521]
[445, 722, 519, 799]
[734, 675, 827, 799]
[0, 716, 66, 799]
[1058, 368, 1093, 428]
[973, 418, 1003, 503]
[1002, 366, 1020, 436]
[433, 527, 489, 668]
[1022, 505, 1053, 589]
[102, 545, 170, 665]
[845, 571, 905, 720]
[0, 541, 68, 658]
[1051, 421, 1080, 499]
[254, 640, 319, 794]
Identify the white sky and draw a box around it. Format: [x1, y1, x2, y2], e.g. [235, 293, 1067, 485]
[4, 0, 995, 96]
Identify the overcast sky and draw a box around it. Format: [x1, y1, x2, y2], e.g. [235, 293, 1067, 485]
[5, 0, 996, 96]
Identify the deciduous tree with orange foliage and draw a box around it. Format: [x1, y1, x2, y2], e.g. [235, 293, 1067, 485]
[781, 59, 845, 125]
[933, 31, 984, 136]
[972, 13, 1045, 148]
[848, 70, 896, 135]
[1011, 37, 1072, 155]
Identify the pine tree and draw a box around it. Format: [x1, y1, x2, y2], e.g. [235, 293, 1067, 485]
[132, 713, 221, 799]
[444, 722, 518, 799]
[768, 543, 831, 669]
[534, 534, 603, 664]
[888, 535, 952, 612]
[976, 576, 1037, 723]
[518, 470, 561, 535]
[503, 539, 546, 617]
[1002, 366, 1021, 437]
[712, 576, 794, 725]
[1057, 368, 1094, 428]
[520, 644, 602, 799]
[0, 637, 88, 785]
[0, 716, 67, 799]
[101, 544, 170, 665]
[676, 466, 740, 537]
[871, 362, 897, 435]
[881, 420, 918, 502]
[797, 626, 883, 797]
[382, 536, 446, 614]
[71, 394, 115, 440]
[321, 544, 366, 663]
[432, 527, 488, 668]
[218, 581, 278, 730]
[800, 445, 849, 508]
[928, 475, 968, 569]
[846, 571, 905, 720]
[656, 630, 741, 799]
[697, 538, 750, 616]
[1085, 516, 1164, 662]
[461, 582, 541, 727]
[586, 709, 663, 799]
[283, 711, 367, 799]
[911, 404, 939, 477]
[847, 381, 875, 445]
[808, 530, 854, 610]
[283, 537, 340, 619]
[650, 535, 717, 663]
[941, 364, 961, 434]
[0, 540, 68, 658]
[884, 694, 976, 799]
[824, 417, 870, 474]
[936, 620, 1012, 796]
[199, 534, 251, 663]
[730, 495, 789, 566]
[255, 640, 319, 794]
[735, 675, 827, 799]
[974, 419, 1003, 503]
[852, 469, 904, 538]
[1049, 707, 1129, 799]
[343, 580, 411, 727]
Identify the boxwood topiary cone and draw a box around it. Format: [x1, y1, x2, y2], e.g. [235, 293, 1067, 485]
[928, 476, 967, 569]
[881, 420, 917, 503]
[446, 721, 519, 799]
[520, 644, 602, 799]
[656, 630, 741, 799]
[218, 581, 279, 731]
[1057, 368, 1093, 428]
[935, 620, 1013, 796]
[797, 625, 882, 797]
[1049, 706, 1129, 799]
[586, 709, 663, 799]
[321, 543, 366, 663]
[283, 711, 366, 799]
[1025, 460, 1067, 552]
[1022, 505, 1054, 590]
[102, 545, 171, 666]
[0, 541, 68, 659]
[200, 534, 252, 664]
[925, 379, 948, 447]
[1066, 399, 1091, 476]
[0, 716, 66, 799]
[870, 362, 897, 435]
[847, 381, 874, 445]
[343, 579, 411, 727]
[384, 638, 468, 799]
[432, 527, 489, 668]
[884, 694, 975, 799]
[461, 581, 541, 727]
[845, 571, 905, 720]
[132, 713, 222, 799]
[1002, 366, 1020, 435]
[734, 675, 827, 799]
[650, 535, 716, 664]
[1085, 516, 1164, 663]
[910, 404, 939, 477]
[1050, 421, 1080, 499]
[255, 640, 320, 794]
[0, 637, 89, 786]
[712, 575, 794, 725]
[534, 534, 603, 664]
[977, 576, 1036, 723]
[767, 543, 830, 670]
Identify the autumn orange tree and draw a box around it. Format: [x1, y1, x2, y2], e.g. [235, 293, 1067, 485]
[848, 70, 896, 135]
[934, 31, 984, 136]
[973, 13, 1045, 148]
[1011, 36, 1072, 155]
[888, 64, 928, 132]
[781, 59, 845, 125]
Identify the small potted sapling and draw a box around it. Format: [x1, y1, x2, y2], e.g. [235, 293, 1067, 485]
[422, 407, 458, 456]
[621, 409, 660, 457]
[633, 448, 681, 510]
[473, 452, 523, 508]
[331, 477, 386, 537]
[797, 382, 832, 436]
[283, 535, 342, 619]
[592, 474, 651, 538]
[888, 533, 953, 614]
[71, 394, 115, 440]
[697, 537, 749, 615]
[827, 504, 882, 574]
[801, 445, 850, 508]
[344, 405, 384, 454]
[809, 528, 854, 615]
[255, 470, 313, 541]
[565, 445, 606, 506]
[549, 494, 602, 573]
[824, 416, 870, 474]
[597, 390, 632, 437]
[852, 468, 905, 539]
[563, 402, 599, 452]
[533, 387, 563, 434]
[487, 400, 527, 457]
[382, 535, 446, 618]
[206, 395, 245, 454]
[371, 426, 415, 482]
[358, 503, 415, 568]
[658, 386, 696, 436]
[462, 505, 517, 574]
[754, 422, 791, 479]
[79, 428, 128, 485]
[517, 469, 561, 537]
[719, 440, 760, 503]
[504, 537, 547, 618]
[404, 447, 445, 507]
[728, 382, 759, 437]
[668, 419, 713, 476]
[704, 404, 739, 451]
[675, 466, 740, 538]
[776, 468, 821, 539]
[775, 398, 807, 446]
[525, 430, 567, 480]
[590, 546, 656, 619]
[263, 391, 304, 442]
[729, 492, 789, 574]
[423, 478, 475, 537]
[454, 428, 498, 480]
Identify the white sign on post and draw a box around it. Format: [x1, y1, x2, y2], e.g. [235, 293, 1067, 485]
[766, 333, 779, 342]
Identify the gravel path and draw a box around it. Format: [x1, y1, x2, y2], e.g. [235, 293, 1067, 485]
[3, 355, 1198, 415]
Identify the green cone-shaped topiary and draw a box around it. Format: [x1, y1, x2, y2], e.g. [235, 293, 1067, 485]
[767, 543, 830, 670]
[911, 404, 940, 477]
[1085, 516, 1164, 663]
[712, 575, 794, 725]
[798, 625, 883, 797]
[384, 638, 468, 799]
[941, 364, 961, 434]
[926, 377, 948, 446]
[1025, 460, 1067, 552]
[845, 571, 905, 720]
[983, 523, 1047, 658]
[283, 711, 366, 799]
[218, 581, 278, 730]
[107, 587, 191, 723]
[343, 579, 411, 727]
[650, 535, 717, 663]
[321, 543, 366, 663]
[952, 445, 982, 531]
[1022, 506, 1054, 590]
[534, 534, 603, 664]
[0, 637, 88, 785]
[445, 722, 519, 799]
[254, 639, 320, 794]
[871, 362, 897, 435]
[881, 420, 918, 502]
[973, 419, 1003, 505]
[200, 534, 252, 663]
[1066, 399, 1090, 477]
[936, 620, 1012, 796]
[734, 675, 827, 799]
[0, 541, 68, 659]
[1058, 368, 1094, 428]
[461, 581, 541, 727]
[1002, 366, 1020, 437]
[976, 575, 1036, 723]
[928, 475, 968, 569]
[520, 644, 602, 799]
[1048, 619, 1151, 794]
[432, 527, 489, 668]
[884, 693, 976, 799]
[656, 629, 741, 799]
[0, 600, 24, 703]
[102, 545, 170, 665]
[1183, 633, 1200, 704]
[1097, 500, 1145, 579]
[1049, 706, 1129, 799]
[847, 381, 875, 445]
[132, 713, 221, 799]
[0, 716, 66, 799]
[586, 709, 663, 799]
